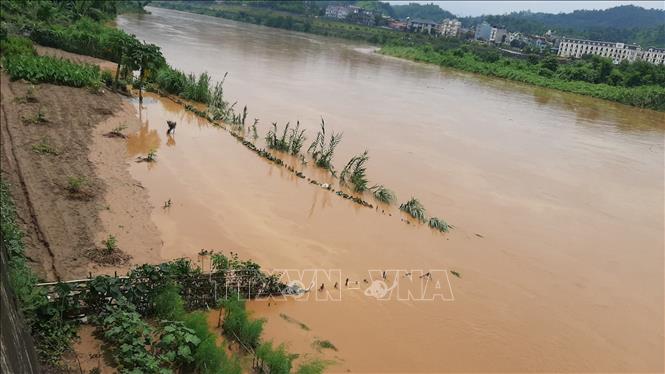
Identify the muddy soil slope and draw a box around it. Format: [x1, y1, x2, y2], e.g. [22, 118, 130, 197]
[1, 74, 160, 281]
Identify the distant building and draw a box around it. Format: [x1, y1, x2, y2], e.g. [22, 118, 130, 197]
[640, 47, 665, 65]
[324, 5, 375, 26]
[474, 21, 492, 41]
[558, 38, 641, 64]
[438, 18, 461, 38]
[490, 27, 508, 44]
[407, 18, 438, 35]
[388, 20, 407, 31]
[325, 5, 351, 20]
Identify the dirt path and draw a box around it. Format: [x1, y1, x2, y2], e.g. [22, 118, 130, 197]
[0, 74, 161, 281]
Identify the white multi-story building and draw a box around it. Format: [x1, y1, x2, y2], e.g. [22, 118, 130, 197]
[325, 5, 351, 20]
[558, 38, 642, 64]
[640, 47, 665, 65]
[438, 18, 461, 38]
[489, 27, 508, 44]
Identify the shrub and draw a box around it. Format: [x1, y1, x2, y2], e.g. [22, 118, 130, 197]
[0, 35, 36, 56]
[307, 118, 342, 172]
[428, 217, 450, 233]
[102, 234, 118, 254]
[400, 197, 426, 222]
[256, 341, 294, 374]
[154, 283, 186, 321]
[66, 176, 86, 193]
[296, 359, 330, 374]
[100, 301, 165, 373]
[183, 312, 242, 374]
[221, 297, 264, 350]
[340, 151, 369, 192]
[4, 54, 101, 88]
[312, 339, 337, 351]
[370, 185, 396, 204]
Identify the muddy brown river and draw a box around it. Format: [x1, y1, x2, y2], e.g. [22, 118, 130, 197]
[118, 7, 664, 372]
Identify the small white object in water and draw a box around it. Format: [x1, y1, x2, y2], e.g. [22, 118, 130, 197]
[321, 183, 329, 189]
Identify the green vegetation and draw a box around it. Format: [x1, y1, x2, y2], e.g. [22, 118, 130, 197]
[66, 176, 86, 193]
[102, 234, 118, 254]
[340, 151, 370, 192]
[428, 217, 450, 233]
[392, 3, 455, 22]
[400, 197, 426, 222]
[307, 118, 343, 172]
[22, 107, 48, 125]
[100, 301, 165, 373]
[221, 297, 265, 351]
[279, 313, 310, 331]
[312, 339, 338, 352]
[370, 185, 396, 204]
[266, 121, 307, 155]
[32, 138, 60, 155]
[4, 51, 101, 88]
[146, 149, 157, 162]
[256, 341, 296, 374]
[380, 45, 665, 110]
[0, 35, 36, 56]
[1, 181, 76, 366]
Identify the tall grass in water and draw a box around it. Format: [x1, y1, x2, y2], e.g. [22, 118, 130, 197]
[340, 151, 369, 192]
[400, 197, 426, 222]
[256, 341, 294, 374]
[370, 185, 396, 204]
[428, 217, 450, 233]
[220, 297, 264, 351]
[266, 121, 307, 155]
[307, 118, 342, 172]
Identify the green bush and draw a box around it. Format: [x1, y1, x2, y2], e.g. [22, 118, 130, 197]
[154, 283, 186, 321]
[4, 54, 101, 88]
[0, 35, 36, 56]
[256, 341, 294, 374]
[183, 311, 242, 374]
[221, 297, 264, 350]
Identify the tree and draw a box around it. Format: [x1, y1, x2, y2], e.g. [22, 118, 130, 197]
[540, 55, 559, 71]
[127, 42, 165, 103]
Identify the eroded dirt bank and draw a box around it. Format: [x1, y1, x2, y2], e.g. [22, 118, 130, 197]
[0, 74, 161, 281]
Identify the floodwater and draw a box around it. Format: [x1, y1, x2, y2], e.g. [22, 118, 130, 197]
[118, 7, 664, 372]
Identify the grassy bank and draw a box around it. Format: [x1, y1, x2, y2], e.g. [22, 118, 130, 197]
[380, 45, 665, 110]
[151, 1, 665, 111]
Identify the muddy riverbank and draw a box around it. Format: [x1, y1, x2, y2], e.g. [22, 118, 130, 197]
[0, 67, 160, 280]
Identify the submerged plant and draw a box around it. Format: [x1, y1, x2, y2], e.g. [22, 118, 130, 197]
[312, 339, 337, 352]
[288, 121, 306, 155]
[307, 118, 342, 172]
[146, 149, 157, 162]
[428, 217, 450, 232]
[340, 151, 369, 192]
[400, 197, 426, 222]
[265, 121, 307, 155]
[251, 118, 259, 140]
[370, 185, 396, 204]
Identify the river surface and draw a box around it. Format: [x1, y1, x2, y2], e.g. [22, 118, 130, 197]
[118, 7, 664, 372]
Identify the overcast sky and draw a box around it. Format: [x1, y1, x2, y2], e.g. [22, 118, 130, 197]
[386, 1, 664, 16]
